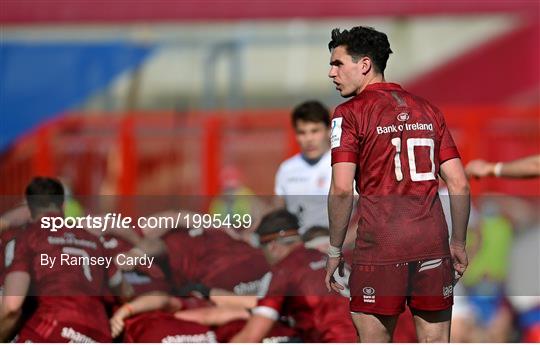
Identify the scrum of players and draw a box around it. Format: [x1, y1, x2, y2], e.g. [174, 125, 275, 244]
[0, 176, 363, 343]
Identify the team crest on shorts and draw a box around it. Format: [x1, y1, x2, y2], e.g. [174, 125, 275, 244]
[363, 287, 376, 303]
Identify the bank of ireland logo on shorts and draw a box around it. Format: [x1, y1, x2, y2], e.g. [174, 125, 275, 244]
[397, 112, 409, 121]
[363, 286, 375, 303]
[330, 117, 343, 149]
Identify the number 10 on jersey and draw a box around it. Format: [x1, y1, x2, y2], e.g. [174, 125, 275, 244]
[391, 138, 435, 182]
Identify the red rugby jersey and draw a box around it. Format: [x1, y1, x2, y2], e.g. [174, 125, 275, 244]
[255, 246, 357, 342]
[331, 82, 460, 264]
[5, 214, 117, 329]
[164, 228, 270, 295]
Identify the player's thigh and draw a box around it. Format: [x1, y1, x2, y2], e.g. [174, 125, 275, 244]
[349, 263, 409, 316]
[408, 257, 453, 342]
[350, 312, 398, 343]
[411, 307, 451, 343]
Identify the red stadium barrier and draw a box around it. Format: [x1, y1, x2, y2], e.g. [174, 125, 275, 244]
[0, 105, 538, 213]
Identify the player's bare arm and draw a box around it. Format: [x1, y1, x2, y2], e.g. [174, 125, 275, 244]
[440, 158, 470, 278]
[210, 291, 258, 309]
[230, 314, 275, 343]
[326, 162, 356, 292]
[0, 271, 30, 341]
[110, 292, 179, 338]
[175, 305, 250, 326]
[466, 154, 540, 179]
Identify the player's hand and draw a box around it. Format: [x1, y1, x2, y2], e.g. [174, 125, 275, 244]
[450, 240, 468, 282]
[325, 256, 345, 293]
[110, 306, 131, 338]
[110, 316, 124, 338]
[465, 159, 494, 179]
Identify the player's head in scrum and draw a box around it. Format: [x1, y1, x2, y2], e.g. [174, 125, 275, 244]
[291, 100, 331, 161]
[302, 225, 330, 253]
[328, 26, 393, 98]
[25, 176, 64, 219]
[256, 209, 302, 264]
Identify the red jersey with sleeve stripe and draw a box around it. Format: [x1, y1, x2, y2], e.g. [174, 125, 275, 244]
[5, 214, 118, 334]
[254, 245, 357, 342]
[330, 82, 460, 264]
[164, 228, 270, 295]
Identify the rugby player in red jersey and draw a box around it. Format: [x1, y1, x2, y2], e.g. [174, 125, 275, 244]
[137, 226, 271, 297]
[0, 177, 122, 342]
[231, 209, 357, 342]
[324, 26, 470, 342]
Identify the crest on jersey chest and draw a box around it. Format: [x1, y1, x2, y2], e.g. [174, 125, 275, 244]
[397, 112, 409, 122]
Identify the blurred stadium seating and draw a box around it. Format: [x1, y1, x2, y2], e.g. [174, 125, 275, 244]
[0, 106, 538, 203]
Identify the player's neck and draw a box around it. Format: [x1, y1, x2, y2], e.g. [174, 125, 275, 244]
[356, 74, 385, 95]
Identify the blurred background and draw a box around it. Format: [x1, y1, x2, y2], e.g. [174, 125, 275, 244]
[0, 0, 539, 342]
[0, 0, 538, 197]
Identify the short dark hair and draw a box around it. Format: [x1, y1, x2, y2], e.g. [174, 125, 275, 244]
[328, 26, 393, 74]
[301, 225, 330, 243]
[25, 177, 64, 215]
[291, 100, 330, 128]
[256, 209, 299, 237]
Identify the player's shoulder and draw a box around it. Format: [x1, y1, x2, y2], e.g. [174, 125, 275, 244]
[13, 221, 39, 241]
[333, 90, 384, 118]
[333, 96, 361, 115]
[0, 225, 23, 241]
[281, 246, 320, 267]
[402, 88, 443, 116]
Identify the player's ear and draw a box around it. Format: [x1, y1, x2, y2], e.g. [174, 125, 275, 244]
[360, 57, 371, 75]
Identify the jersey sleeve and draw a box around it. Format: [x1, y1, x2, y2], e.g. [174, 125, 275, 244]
[331, 104, 360, 165]
[252, 270, 288, 321]
[437, 110, 460, 163]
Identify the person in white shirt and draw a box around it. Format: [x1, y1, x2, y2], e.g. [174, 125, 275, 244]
[274, 100, 332, 234]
